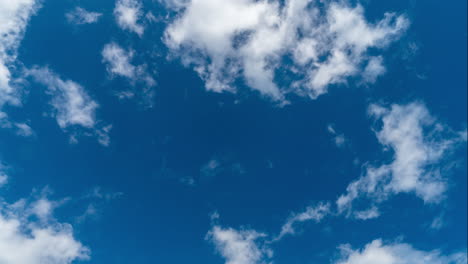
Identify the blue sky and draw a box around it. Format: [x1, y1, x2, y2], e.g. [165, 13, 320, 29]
[0, 0, 466, 263]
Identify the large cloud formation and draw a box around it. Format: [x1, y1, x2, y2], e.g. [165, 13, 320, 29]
[164, 0, 408, 101]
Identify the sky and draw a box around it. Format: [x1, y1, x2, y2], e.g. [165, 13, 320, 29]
[0, 0, 466, 263]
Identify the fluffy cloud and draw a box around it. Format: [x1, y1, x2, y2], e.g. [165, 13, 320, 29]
[114, 0, 145, 36]
[0, 172, 89, 264]
[27, 66, 111, 145]
[164, 0, 408, 101]
[66, 7, 102, 25]
[337, 102, 464, 217]
[0, 0, 39, 108]
[207, 225, 272, 264]
[336, 239, 467, 264]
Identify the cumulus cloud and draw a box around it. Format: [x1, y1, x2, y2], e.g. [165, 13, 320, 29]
[207, 225, 272, 264]
[164, 0, 408, 101]
[27, 66, 111, 145]
[0, 0, 39, 108]
[0, 181, 89, 264]
[66, 7, 102, 25]
[336, 239, 467, 264]
[114, 0, 145, 36]
[337, 102, 464, 217]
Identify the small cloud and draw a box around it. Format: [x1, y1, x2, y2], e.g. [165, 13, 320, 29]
[114, 0, 145, 36]
[14, 122, 34, 137]
[275, 202, 331, 241]
[362, 56, 386, 84]
[200, 158, 222, 178]
[327, 124, 347, 148]
[102, 42, 156, 107]
[27, 66, 111, 145]
[429, 214, 445, 230]
[0, 173, 8, 188]
[66, 7, 102, 25]
[0, 112, 35, 137]
[353, 206, 380, 220]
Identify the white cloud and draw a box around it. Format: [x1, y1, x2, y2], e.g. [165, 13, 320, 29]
[13, 122, 33, 136]
[0, 0, 39, 108]
[207, 225, 272, 264]
[27, 67, 111, 145]
[164, 0, 408, 101]
[275, 202, 330, 240]
[102, 42, 137, 79]
[27, 67, 97, 129]
[66, 7, 102, 25]
[0, 183, 89, 264]
[102, 42, 156, 105]
[114, 0, 145, 36]
[353, 206, 380, 220]
[362, 56, 386, 84]
[336, 239, 467, 264]
[337, 102, 464, 217]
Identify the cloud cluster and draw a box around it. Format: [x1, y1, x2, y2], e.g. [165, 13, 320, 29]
[208, 101, 466, 262]
[164, 0, 408, 101]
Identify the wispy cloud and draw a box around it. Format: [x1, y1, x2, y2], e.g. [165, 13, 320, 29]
[102, 42, 155, 106]
[66, 7, 102, 25]
[27, 66, 111, 145]
[337, 102, 465, 217]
